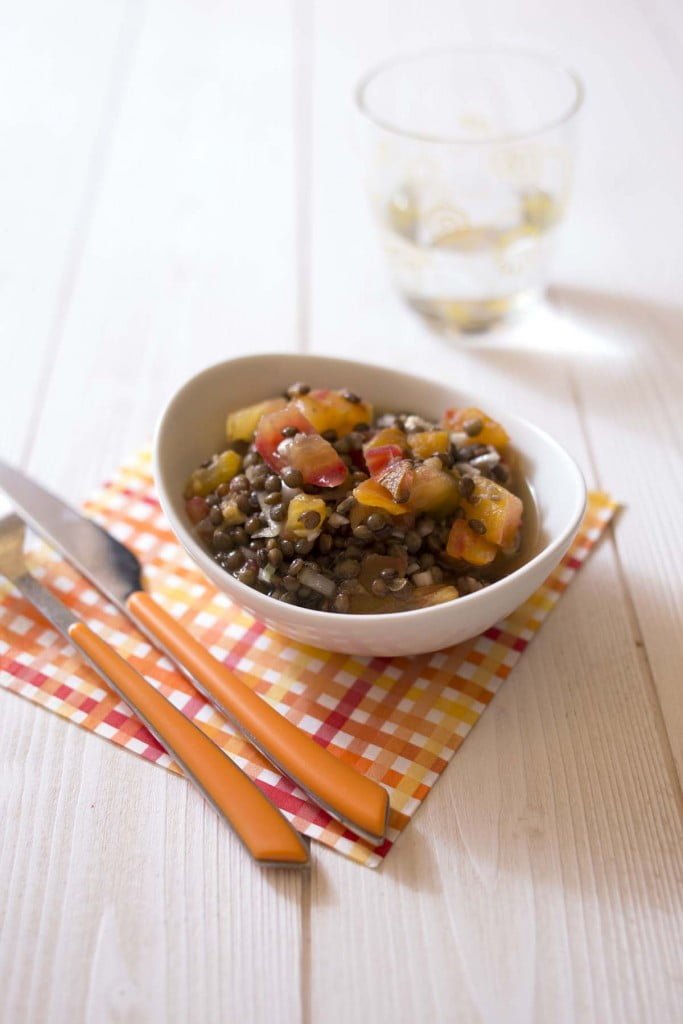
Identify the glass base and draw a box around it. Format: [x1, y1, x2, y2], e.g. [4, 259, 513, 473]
[403, 287, 543, 335]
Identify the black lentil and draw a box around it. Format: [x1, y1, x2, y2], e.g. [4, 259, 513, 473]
[464, 417, 484, 437]
[225, 550, 244, 572]
[458, 475, 475, 498]
[335, 559, 360, 579]
[245, 515, 265, 535]
[286, 382, 310, 397]
[189, 389, 519, 614]
[333, 592, 351, 613]
[299, 510, 321, 530]
[281, 467, 303, 488]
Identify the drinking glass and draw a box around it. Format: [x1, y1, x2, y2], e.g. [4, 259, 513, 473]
[356, 47, 583, 333]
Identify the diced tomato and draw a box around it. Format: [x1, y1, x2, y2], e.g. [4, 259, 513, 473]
[293, 389, 373, 437]
[377, 458, 414, 503]
[353, 479, 411, 515]
[185, 496, 209, 523]
[407, 430, 450, 459]
[254, 406, 316, 468]
[442, 407, 509, 448]
[446, 520, 497, 566]
[364, 444, 404, 479]
[226, 397, 286, 443]
[409, 461, 460, 517]
[461, 477, 523, 551]
[278, 433, 348, 487]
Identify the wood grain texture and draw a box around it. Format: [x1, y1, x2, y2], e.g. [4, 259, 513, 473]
[305, 1, 683, 1022]
[1, 0, 682, 1021]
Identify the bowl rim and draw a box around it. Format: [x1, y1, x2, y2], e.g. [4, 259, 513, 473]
[154, 352, 587, 625]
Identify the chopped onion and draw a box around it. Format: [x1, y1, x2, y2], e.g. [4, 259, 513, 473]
[403, 414, 436, 433]
[449, 431, 469, 447]
[280, 483, 302, 503]
[412, 570, 434, 587]
[254, 492, 285, 538]
[259, 563, 278, 584]
[470, 451, 500, 471]
[299, 567, 337, 598]
[455, 462, 481, 477]
[328, 512, 349, 528]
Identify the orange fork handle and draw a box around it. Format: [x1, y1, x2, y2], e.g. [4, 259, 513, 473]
[68, 622, 308, 867]
[127, 591, 390, 843]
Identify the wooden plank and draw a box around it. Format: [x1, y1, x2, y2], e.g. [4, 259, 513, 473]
[0, 0, 138, 463]
[0, 2, 305, 1022]
[23, 0, 300, 501]
[306, 0, 683, 1020]
[467, 0, 683, 780]
[309, 540, 683, 1023]
[0, 695, 303, 1023]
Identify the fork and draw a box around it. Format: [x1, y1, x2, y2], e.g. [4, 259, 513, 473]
[0, 513, 308, 867]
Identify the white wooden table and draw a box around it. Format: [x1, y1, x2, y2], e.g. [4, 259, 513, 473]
[1, 2, 682, 1021]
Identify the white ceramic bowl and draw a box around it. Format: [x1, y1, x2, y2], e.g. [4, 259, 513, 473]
[154, 354, 586, 656]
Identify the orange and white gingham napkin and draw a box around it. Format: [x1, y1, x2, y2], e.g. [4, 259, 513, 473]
[0, 451, 616, 866]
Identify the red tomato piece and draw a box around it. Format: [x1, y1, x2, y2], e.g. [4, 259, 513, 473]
[364, 444, 404, 479]
[254, 406, 316, 469]
[279, 433, 348, 487]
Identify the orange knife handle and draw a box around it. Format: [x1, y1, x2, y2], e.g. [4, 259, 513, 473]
[127, 591, 390, 843]
[68, 622, 308, 867]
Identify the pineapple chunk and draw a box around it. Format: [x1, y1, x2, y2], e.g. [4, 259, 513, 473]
[184, 450, 242, 497]
[461, 477, 522, 551]
[407, 430, 450, 459]
[293, 389, 373, 437]
[285, 494, 328, 538]
[226, 397, 286, 443]
[219, 498, 246, 526]
[442, 407, 509, 448]
[363, 426, 408, 452]
[446, 520, 497, 566]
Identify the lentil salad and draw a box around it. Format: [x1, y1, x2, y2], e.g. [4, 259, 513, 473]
[184, 384, 524, 614]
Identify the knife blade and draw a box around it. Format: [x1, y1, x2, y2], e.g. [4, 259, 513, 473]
[0, 460, 390, 844]
[0, 512, 309, 868]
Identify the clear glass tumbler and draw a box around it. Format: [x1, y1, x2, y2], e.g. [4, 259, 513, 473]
[356, 47, 583, 333]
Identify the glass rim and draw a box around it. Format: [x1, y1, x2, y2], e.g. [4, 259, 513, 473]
[355, 44, 584, 146]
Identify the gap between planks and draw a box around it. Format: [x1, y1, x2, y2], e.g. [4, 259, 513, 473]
[566, 363, 683, 810]
[292, 0, 314, 355]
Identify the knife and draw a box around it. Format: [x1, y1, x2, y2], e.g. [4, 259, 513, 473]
[0, 460, 390, 844]
[0, 512, 309, 868]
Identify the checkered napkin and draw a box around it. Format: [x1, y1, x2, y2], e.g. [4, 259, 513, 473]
[0, 451, 616, 866]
